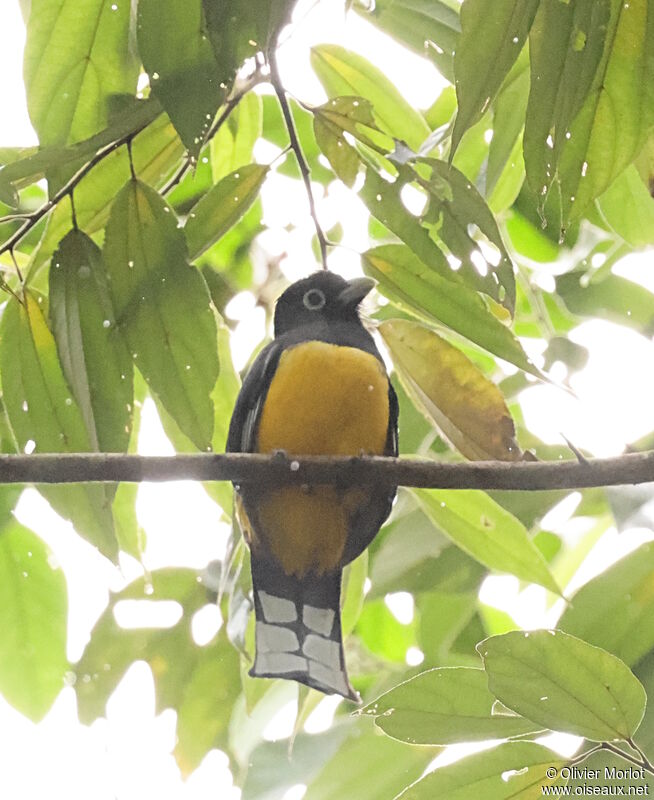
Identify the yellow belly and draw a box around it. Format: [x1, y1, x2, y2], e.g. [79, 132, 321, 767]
[253, 341, 389, 576]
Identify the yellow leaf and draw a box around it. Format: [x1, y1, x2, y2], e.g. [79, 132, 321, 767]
[379, 318, 523, 461]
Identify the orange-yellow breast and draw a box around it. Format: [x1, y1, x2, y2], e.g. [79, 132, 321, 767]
[250, 341, 389, 576]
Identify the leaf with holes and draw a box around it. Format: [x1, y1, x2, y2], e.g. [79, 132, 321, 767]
[75, 568, 240, 774]
[478, 630, 647, 741]
[363, 667, 541, 745]
[104, 180, 218, 450]
[379, 319, 524, 461]
[0, 292, 118, 559]
[0, 502, 68, 721]
[415, 488, 560, 595]
[395, 741, 565, 800]
[185, 164, 269, 260]
[365, 246, 536, 375]
[414, 158, 516, 313]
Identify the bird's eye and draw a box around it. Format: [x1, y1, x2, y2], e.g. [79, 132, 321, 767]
[302, 288, 326, 310]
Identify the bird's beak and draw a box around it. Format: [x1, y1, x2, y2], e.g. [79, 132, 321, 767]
[337, 276, 376, 307]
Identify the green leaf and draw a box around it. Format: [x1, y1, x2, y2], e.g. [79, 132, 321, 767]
[75, 567, 241, 773]
[211, 92, 263, 182]
[23, 0, 139, 154]
[137, 0, 221, 156]
[49, 229, 133, 453]
[354, 0, 460, 82]
[415, 488, 561, 595]
[557, 0, 654, 225]
[418, 590, 479, 663]
[185, 164, 269, 260]
[0, 293, 118, 559]
[0, 503, 68, 721]
[452, 0, 539, 154]
[395, 741, 565, 800]
[104, 180, 218, 450]
[310, 44, 430, 151]
[487, 50, 529, 197]
[364, 246, 536, 375]
[31, 113, 184, 278]
[379, 319, 524, 461]
[370, 511, 485, 598]
[314, 109, 366, 187]
[303, 725, 440, 800]
[560, 542, 654, 668]
[595, 165, 654, 246]
[357, 599, 417, 663]
[242, 725, 352, 800]
[524, 0, 611, 207]
[478, 630, 647, 741]
[363, 667, 540, 744]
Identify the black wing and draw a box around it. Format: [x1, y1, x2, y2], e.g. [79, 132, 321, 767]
[227, 340, 283, 454]
[385, 380, 399, 457]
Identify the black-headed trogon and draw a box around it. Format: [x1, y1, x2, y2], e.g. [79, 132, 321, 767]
[227, 272, 398, 701]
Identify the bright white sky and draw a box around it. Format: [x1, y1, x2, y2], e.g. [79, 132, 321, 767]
[2, 1, 654, 798]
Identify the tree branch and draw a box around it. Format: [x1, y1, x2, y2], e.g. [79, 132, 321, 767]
[0, 450, 653, 489]
[0, 124, 151, 260]
[267, 46, 329, 270]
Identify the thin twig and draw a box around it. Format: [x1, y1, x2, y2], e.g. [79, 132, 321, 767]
[126, 139, 137, 181]
[161, 68, 264, 197]
[601, 742, 654, 774]
[567, 744, 604, 768]
[161, 95, 242, 195]
[0, 125, 150, 260]
[0, 449, 653, 488]
[9, 249, 23, 285]
[268, 45, 329, 270]
[0, 213, 33, 225]
[69, 193, 78, 230]
[626, 739, 654, 774]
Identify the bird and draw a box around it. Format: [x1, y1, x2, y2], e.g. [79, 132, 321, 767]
[227, 271, 398, 702]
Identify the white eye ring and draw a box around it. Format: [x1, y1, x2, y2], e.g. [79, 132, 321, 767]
[303, 288, 326, 310]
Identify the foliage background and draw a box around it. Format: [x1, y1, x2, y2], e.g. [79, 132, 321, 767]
[1, 0, 654, 797]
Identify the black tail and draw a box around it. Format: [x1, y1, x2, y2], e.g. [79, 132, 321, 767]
[249, 556, 359, 702]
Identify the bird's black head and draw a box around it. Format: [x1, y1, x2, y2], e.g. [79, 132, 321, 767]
[273, 272, 375, 337]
